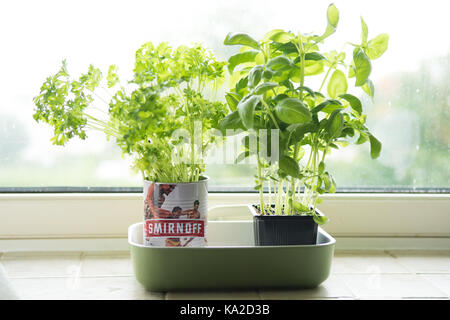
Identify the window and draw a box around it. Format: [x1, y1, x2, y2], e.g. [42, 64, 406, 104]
[0, 0, 448, 192]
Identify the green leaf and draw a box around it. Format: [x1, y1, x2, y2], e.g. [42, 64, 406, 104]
[327, 69, 348, 98]
[313, 215, 329, 225]
[287, 122, 317, 143]
[339, 93, 362, 115]
[238, 95, 260, 129]
[361, 17, 369, 44]
[227, 50, 259, 73]
[327, 3, 339, 28]
[304, 52, 327, 61]
[289, 199, 310, 212]
[262, 69, 274, 80]
[224, 32, 260, 50]
[275, 98, 312, 124]
[316, 3, 340, 41]
[279, 156, 300, 177]
[366, 33, 389, 60]
[311, 99, 342, 113]
[248, 65, 263, 88]
[362, 79, 375, 98]
[326, 109, 344, 139]
[266, 56, 292, 71]
[353, 49, 372, 87]
[369, 133, 382, 159]
[304, 60, 324, 76]
[225, 93, 240, 111]
[348, 63, 356, 78]
[107, 65, 119, 88]
[235, 76, 248, 95]
[273, 42, 298, 55]
[322, 172, 331, 190]
[265, 29, 293, 43]
[356, 131, 369, 144]
[218, 110, 245, 132]
[318, 161, 325, 174]
[254, 82, 278, 95]
[297, 86, 316, 98]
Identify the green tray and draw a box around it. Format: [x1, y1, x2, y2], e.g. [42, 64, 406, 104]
[129, 220, 335, 291]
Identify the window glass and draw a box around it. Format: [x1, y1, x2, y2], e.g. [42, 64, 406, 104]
[0, 0, 448, 190]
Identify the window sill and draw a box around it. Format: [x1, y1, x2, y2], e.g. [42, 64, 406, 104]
[0, 193, 449, 251]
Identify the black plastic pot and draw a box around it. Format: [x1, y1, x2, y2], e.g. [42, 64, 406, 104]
[249, 205, 322, 246]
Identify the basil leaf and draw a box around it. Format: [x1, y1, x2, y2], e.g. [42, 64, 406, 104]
[354, 49, 372, 87]
[279, 156, 300, 178]
[297, 85, 316, 98]
[225, 93, 240, 111]
[313, 215, 329, 225]
[254, 82, 278, 95]
[218, 110, 245, 132]
[315, 3, 340, 41]
[369, 133, 382, 159]
[339, 93, 362, 115]
[227, 50, 259, 73]
[235, 76, 248, 95]
[266, 29, 293, 43]
[327, 3, 339, 28]
[362, 79, 375, 98]
[326, 109, 344, 139]
[266, 56, 292, 71]
[361, 17, 369, 44]
[224, 32, 260, 50]
[289, 199, 310, 212]
[238, 95, 260, 129]
[311, 99, 342, 113]
[366, 33, 389, 60]
[304, 52, 327, 61]
[327, 69, 348, 98]
[248, 65, 263, 88]
[287, 122, 318, 142]
[275, 98, 312, 124]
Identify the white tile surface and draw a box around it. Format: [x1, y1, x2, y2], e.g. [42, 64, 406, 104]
[341, 274, 447, 298]
[1, 252, 82, 278]
[10, 277, 75, 300]
[389, 251, 450, 273]
[71, 276, 164, 300]
[81, 254, 133, 276]
[260, 275, 353, 299]
[332, 251, 410, 274]
[422, 274, 450, 296]
[166, 290, 260, 300]
[10, 276, 164, 300]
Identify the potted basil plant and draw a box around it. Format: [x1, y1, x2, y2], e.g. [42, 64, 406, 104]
[219, 4, 389, 245]
[33, 42, 228, 247]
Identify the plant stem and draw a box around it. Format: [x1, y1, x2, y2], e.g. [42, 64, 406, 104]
[257, 154, 265, 215]
[319, 62, 336, 92]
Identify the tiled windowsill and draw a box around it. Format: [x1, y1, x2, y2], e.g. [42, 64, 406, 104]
[1, 250, 449, 300]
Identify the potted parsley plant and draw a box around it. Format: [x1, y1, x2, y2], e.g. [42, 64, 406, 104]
[219, 4, 388, 245]
[33, 42, 228, 247]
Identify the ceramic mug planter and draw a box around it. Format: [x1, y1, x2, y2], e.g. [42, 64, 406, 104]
[143, 177, 209, 247]
[249, 205, 324, 246]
